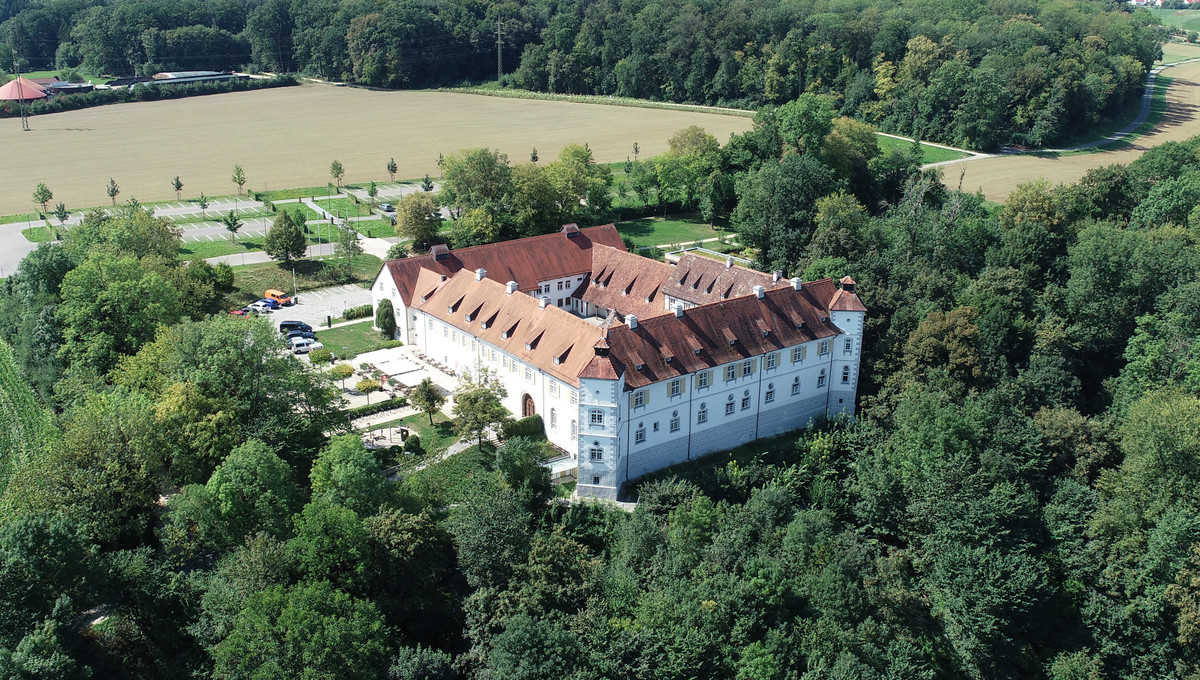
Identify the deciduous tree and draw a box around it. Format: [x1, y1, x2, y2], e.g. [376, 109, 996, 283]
[264, 209, 307, 263]
[411, 377, 444, 426]
[331, 160, 345, 189]
[232, 164, 247, 195]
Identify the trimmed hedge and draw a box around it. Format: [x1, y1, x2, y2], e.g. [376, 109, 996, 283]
[0, 75, 298, 119]
[345, 396, 407, 420]
[342, 304, 373, 320]
[502, 414, 545, 440]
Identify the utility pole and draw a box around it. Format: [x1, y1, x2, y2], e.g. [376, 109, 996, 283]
[11, 46, 29, 131]
[496, 20, 503, 83]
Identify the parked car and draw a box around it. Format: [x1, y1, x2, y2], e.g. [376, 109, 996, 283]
[265, 289, 293, 306]
[255, 297, 281, 310]
[289, 338, 324, 354]
[285, 330, 317, 342]
[279, 320, 313, 334]
[379, 203, 394, 212]
[229, 309, 249, 316]
[248, 301, 274, 314]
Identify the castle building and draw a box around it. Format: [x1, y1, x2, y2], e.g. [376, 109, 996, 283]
[369, 224, 866, 500]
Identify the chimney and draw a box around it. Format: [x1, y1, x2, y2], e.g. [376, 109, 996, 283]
[626, 314, 638, 329]
[754, 285, 765, 299]
[539, 297, 548, 309]
[475, 268, 486, 281]
[773, 271, 782, 283]
[674, 303, 684, 319]
[791, 277, 802, 291]
[725, 256, 734, 269]
[506, 281, 519, 295]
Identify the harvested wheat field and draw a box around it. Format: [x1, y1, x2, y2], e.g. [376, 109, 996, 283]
[954, 57, 1200, 202]
[0, 84, 752, 214]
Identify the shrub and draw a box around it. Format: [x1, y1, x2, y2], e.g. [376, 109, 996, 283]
[0, 75, 299, 119]
[214, 262, 234, 290]
[375, 299, 396, 338]
[403, 434, 423, 455]
[309, 348, 333, 364]
[502, 414, 545, 441]
[344, 396, 407, 419]
[343, 304, 373, 320]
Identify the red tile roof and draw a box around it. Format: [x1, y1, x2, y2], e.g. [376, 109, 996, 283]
[382, 224, 625, 307]
[414, 270, 606, 387]
[829, 276, 868, 312]
[606, 282, 847, 388]
[579, 245, 676, 319]
[661, 252, 789, 306]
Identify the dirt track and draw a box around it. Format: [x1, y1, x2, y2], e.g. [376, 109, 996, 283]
[0, 85, 751, 214]
[956, 54, 1200, 202]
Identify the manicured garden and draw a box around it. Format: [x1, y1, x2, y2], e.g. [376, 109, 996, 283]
[314, 319, 400, 359]
[615, 213, 728, 248]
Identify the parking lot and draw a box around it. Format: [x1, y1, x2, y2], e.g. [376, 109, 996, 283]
[254, 283, 374, 330]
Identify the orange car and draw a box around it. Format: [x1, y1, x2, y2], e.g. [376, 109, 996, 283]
[265, 289, 293, 306]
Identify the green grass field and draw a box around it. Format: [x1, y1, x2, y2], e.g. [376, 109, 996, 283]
[1151, 8, 1200, 32]
[875, 135, 973, 163]
[616, 213, 729, 248]
[315, 320, 399, 359]
[316, 197, 373, 219]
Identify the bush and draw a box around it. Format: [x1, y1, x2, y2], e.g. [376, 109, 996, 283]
[344, 396, 408, 420]
[343, 304, 373, 320]
[375, 299, 396, 338]
[403, 434, 423, 455]
[309, 348, 333, 364]
[214, 262, 234, 290]
[0, 75, 299, 119]
[502, 414, 545, 441]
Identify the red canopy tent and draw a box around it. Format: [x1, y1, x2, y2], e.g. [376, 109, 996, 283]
[0, 77, 48, 102]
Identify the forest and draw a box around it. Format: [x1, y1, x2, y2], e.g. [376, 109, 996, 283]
[0, 0, 1166, 149]
[1, 70, 1199, 677]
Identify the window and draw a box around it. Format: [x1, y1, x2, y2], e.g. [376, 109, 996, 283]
[443, 326, 448, 339]
[592, 475, 601, 485]
[510, 359, 517, 374]
[725, 365, 736, 382]
[633, 390, 646, 408]
[570, 391, 578, 406]
[792, 346, 806, 363]
[844, 338, 853, 354]
[525, 367, 533, 382]
[792, 377, 801, 395]
[571, 420, 577, 438]
[653, 421, 659, 432]
[766, 353, 777, 370]
[818, 369, 826, 387]
[550, 381, 558, 397]
[635, 426, 645, 444]
[590, 447, 603, 461]
[550, 408, 557, 429]
[725, 402, 736, 416]
[490, 349, 497, 362]
[670, 412, 680, 432]
[819, 339, 830, 355]
[452, 331, 458, 343]
[697, 371, 710, 389]
[669, 379, 681, 397]
[697, 403, 708, 424]
[461, 334, 467, 347]
[428, 318, 434, 328]
[765, 383, 775, 403]
[842, 365, 850, 384]
[557, 281, 564, 290]
[742, 360, 753, 377]
[741, 394, 751, 410]
[589, 409, 604, 426]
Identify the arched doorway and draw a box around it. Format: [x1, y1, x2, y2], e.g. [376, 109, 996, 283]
[522, 394, 536, 417]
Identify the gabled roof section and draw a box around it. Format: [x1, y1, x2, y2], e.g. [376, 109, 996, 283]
[415, 270, 606, 387]
[383, 224, 625, 306]
[661, 252, 789, 306]
[579, 245, 676, 319]
[608, 283, 846, 388]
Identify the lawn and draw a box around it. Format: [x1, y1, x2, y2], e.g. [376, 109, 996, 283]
[616, 213, 728, 248]
[224, 254, 382, 307]
[875, 134, 973, 163]
[316, 197, 373, 219]
[315, 319, 399, 359]
[1, 213, 40, 225]
[364, 411, 459, 455]
[261, 186, 339, 201]
[1151, 9, 1200, 32]
[353, 217, 396, 238]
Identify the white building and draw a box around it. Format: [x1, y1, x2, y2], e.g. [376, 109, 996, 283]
[370, 225, 867, 500]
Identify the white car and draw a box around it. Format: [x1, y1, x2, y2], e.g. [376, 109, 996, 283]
[248, 301, 274, 314]
[289, 338, 324, 354]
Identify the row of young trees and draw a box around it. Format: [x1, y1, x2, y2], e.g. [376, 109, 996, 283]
[1, 0, 1164, 149]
